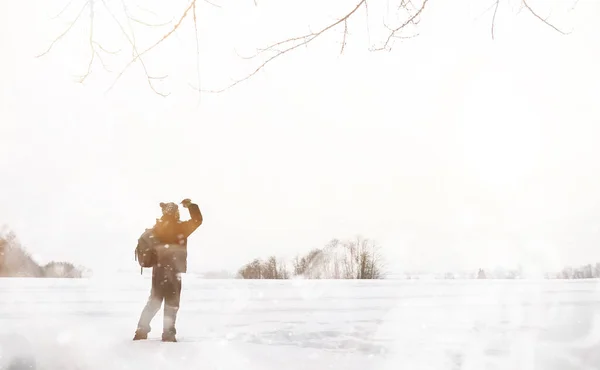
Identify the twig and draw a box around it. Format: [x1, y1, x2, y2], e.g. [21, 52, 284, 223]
[477, 0, 501, 21]
[120, 0, 138, 58]
[374, 0, 428, 51]
[238, 34, 315, 60]
[78, 0, 95, 83]
[203, 0, 221, 8]
[36, 1, 90, 58]
[121, 0, 171, 29]
[94, 49, 113, 72]
[570, 0, 580, 11]
[132, 2, 160, 17]
[340, 19, 348, 54]
[49, 0, 74, 20]
[364, 0, 372, 48]
[93, 41, 121, 55]
[128, 16, 173, 28]
[193, 0, 202, 105]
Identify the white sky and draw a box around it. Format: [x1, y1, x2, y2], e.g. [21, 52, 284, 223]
[1, 0, 599, 275]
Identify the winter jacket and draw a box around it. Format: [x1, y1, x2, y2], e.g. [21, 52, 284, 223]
[152, 203, 202, 274]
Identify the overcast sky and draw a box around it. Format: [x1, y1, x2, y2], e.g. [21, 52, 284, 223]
[1, 0, 599, 275]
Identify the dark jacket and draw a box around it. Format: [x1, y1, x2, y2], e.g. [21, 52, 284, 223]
[152, 203, 202, 274]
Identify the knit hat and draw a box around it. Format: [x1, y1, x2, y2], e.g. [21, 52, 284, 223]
[160, 202, 180, 219]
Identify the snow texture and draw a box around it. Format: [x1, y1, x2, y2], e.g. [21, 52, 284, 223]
[1, 276, 600, 369]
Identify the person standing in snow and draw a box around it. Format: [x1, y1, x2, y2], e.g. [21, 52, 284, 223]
[133, 198, 203, 342]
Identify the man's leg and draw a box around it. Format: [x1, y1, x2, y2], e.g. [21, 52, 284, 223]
[162, 273, 182, 341]
[134, 274, 164, 339]
[135, 293, 163, 338]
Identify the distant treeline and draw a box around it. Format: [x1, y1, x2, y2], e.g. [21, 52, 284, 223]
[549, 263, 600, 280]
[236, 236, 386, 280]
[403, 264, 600, 280]
[0, 228, 86, 278]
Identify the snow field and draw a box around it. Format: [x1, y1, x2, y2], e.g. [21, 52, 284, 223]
[1, 276, 600, 369]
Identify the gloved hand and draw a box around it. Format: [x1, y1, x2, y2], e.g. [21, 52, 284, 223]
[180, 198, 192, 208]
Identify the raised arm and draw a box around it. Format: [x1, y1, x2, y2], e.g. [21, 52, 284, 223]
[180, 201, 203, 238]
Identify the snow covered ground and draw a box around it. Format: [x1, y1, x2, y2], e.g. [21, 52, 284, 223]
[1, 276, 600, 370]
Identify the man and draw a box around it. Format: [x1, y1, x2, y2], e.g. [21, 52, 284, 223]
[133, 198, 203, 342]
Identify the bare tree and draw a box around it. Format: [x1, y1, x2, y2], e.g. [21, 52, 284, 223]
[36, 0, 574, 96]
[0, 227, 84, 278]
[43, 261, 84, 278]
[292, 248, 324, 277]
[237, 258, 263, 279]
[0, 234, 7, 270]
[292, 255, 304, 276]
[237, 255, 290, 279]
[263, 255, 289, 279]
[277, 258, 291, 279]
[290, 236, 385, 279]
[0, 229, 42, 277]
[262, 256, 277, 279]
[340, 236, 384, 279]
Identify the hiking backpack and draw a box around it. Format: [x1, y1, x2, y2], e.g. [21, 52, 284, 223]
[135, 228, 159, 274]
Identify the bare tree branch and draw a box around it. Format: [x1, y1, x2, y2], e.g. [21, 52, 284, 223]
[491, 0, 500, 40]
[101, 0, 169, 97]
[478, 0, 501, 20]
[363, 0, 372, 48]
[94, 48, 113, 72]
[106, 0, 197, 96]
[49, 0, 75, 20]
[372, 0, 428, 52]
[38, 0, 575, 97]
[134, 0, 197, 63]
[192, 0, 203, 105]
[36, 1, 90, 58]
[120, 0, 139, 57]
[132, 1, 161, 17]
[203, 0, 222, 8]
[77, 1, 96, 83]
[128, 15, 173, 28]
[93, 41, 121, 55]
[201, 0, 368, 93]
[340, 19, 349, 54]
[522, 0, 570, 35]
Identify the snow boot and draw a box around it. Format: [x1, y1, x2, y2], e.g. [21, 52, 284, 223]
[161, 333, 177, 342]
[133, 331, 148, 340]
